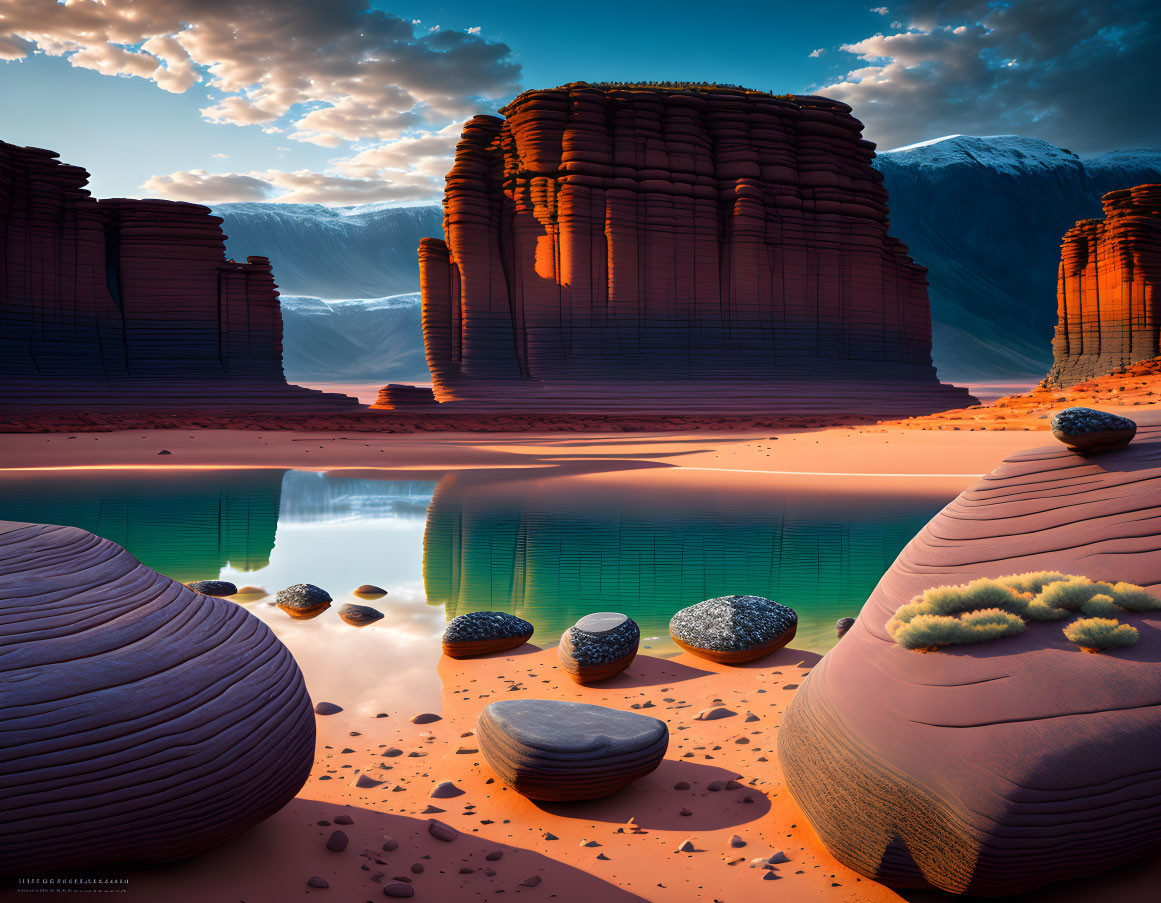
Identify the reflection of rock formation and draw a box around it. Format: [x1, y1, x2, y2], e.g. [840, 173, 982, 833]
[0, 140, 354, 410]
[278, 472, 436, 523]
[0, 520, 313, 875]
[422, 469, 944, 650]
[417, 84, 974, 414]
[0, 471, 284, 582]
[1049, 184, 1161, 386]
[780, 424, 1161, 895]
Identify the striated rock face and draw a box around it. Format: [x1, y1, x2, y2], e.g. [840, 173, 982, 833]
[0, 520, 315, 874]
[779, 424, 1161, 895]
[0, 140, 354, 410]
[418, 84, 974, 413]
[1048, 183, 1161, 386]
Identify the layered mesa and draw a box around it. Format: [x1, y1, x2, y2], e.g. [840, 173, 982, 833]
[1049, 183, 1161, 387]
[418, 83, 974, 414]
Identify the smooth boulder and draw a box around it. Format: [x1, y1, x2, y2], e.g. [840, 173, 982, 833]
[353, 584, 387, 598]
[0, 521, 314, 875]
[442, 611, 534, 659]
[1050, 407, 1136, 453]
[478, 699, 668, 801]
[337, 603, 383, 626]
[557, 612, 639, 683]
[669, 595, 797, 663]
[779, 425, 1161, 895]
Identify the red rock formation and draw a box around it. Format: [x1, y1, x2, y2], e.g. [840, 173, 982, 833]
[0, 140, 354, 410]
[1049, 183, 1161, 386]
[371, 383, 438, 410]
[779, 425, 1161, 894]
[418, 83, 974, 414]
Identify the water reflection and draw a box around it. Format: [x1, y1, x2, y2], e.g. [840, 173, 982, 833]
[423, 469, 946, 651]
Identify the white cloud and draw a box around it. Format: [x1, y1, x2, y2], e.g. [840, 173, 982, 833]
[809, 48, 824, 58]
[141, 167, 442, 205]
[815, 0, 1161, 153]
[869, 6, 889, 14]
[467, 27, 481, 35]
[211, 152, 230, 159]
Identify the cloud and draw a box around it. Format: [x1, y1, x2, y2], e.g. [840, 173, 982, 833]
[870, 6, 890, 14]
[0, 0, 521, 145]
[467, 27, 481, 34]
[211, 153, 230, 159]
[809, 48, 824, 58]
[141, 167, 442, 205]
[815, 0, 1161, 153]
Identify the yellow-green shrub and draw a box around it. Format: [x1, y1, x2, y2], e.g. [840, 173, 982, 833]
[886, 572, 1157, 651]
[1063, 618, 1139, 650]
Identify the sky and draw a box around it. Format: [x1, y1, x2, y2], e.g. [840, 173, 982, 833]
[0, 0, 1158, 205]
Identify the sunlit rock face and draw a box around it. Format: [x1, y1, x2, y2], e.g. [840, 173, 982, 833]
[418, 83, 974, 413]
[1049, 184, 1161, 386]
[0, 140, 353, 410]
[0, 520, 315, 874]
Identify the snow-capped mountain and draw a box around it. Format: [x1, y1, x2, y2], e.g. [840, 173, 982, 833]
[875, 135, 1161, 380]
[278, 294, 427, 383]
[217, 137, 1161, 385]
[213, 203, 442, 299]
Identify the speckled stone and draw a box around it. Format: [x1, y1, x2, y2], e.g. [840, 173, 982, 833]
[670, 595, 797, 663]
[442, 611, 534, 659]
[478, 699, 668, 800]
[275, 584, 332, 611]
[186, 580, 237, 597]
[1050, 407, 1136, 453]
[558, 612, 640, 682]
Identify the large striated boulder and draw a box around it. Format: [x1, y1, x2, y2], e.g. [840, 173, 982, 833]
[779, 422, 1161, 895]
[0, 520, 315, 874]
[1048, 183, 1161, 386]
[415, 83, 974, 415]
[0, 140, 355, 411]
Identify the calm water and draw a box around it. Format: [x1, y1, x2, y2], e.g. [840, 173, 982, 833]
[0, 467, 950, 705]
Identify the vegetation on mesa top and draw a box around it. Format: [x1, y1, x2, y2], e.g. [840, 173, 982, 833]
[886, 572, 1161, 653]
[499, 81, 807, 114]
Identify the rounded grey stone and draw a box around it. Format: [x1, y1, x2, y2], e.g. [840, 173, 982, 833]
[565, 612, 639, 664]
[483, 699, 666, 756]
[444, 611, 533, 643]
[1050, 407, 1135, 436]
[187, 580, 237, 597]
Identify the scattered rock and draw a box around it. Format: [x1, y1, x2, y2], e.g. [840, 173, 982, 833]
[382, 838, 399, 851]
[485, 851, 503, 861]
[276, 583, 332, 619]
[234, 585, 267, 598]
[835, 617, 856, 639]
[314, 702, 343, 716]
[337, 603, 383, 627]
[356, 775, 382, 788]
[410, 713, 442, 725]
[306, 876, 329, 888]
[675, 838, 696, 853]
[478, 698, 668, 801]
[695, 707, 736, 721]
[427, 819, 458, 842]
[333, 815, 354, 825]
[157, 450, 171, 456]
[383, 885, 414, 898]
[442, 611, 534, 659]
[670, 595, 797, 663]
[519, 876, 542, 888]
[186, 580, 237, 597]
[353, 584, 388, 598]
[326, 831, 348, 852]
[557, 612, 640, 683]
[1050, 407, 1136, 453]
[430, 781, 464, 799]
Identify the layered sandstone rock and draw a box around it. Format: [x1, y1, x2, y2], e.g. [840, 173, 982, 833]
[418, 83, 974, 414]
[0, 520, 315, 874]
[1048, 183, 1161, 386]
[779, 423, 1161, 895]
[0, 140, 354, 410]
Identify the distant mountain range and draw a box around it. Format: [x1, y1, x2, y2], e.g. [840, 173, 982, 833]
[213, 137, 1161, 386]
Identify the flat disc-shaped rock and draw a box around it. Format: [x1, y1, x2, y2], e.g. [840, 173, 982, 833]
[338, 603, 383, 626]
[478, 699, 667, 801]
[669, 595, 797, 663]
[442, 611, 534, 659]
[353, 584, 387, 598]
[557, 612, 640, 683]
[1050, 407, 1136, 453]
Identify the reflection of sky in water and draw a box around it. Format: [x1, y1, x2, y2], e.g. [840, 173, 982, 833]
[0, 468, 952, 693]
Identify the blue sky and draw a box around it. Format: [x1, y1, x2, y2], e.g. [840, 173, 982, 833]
[1, 0, 1157, 203]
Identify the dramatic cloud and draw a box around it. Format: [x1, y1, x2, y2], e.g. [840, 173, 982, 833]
[815, 0, 1161, 152]
[141, 167, 440, 205]
[1, 0, 521, 203]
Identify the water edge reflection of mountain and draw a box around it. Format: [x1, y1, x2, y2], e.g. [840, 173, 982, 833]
[422, 470, 948, 652]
